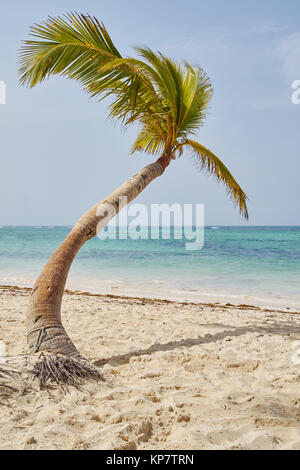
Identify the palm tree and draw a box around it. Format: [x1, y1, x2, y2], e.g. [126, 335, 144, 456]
[19, 13, 248, 373]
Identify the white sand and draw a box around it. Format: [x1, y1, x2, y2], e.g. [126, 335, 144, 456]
[1, 285, 300, 450]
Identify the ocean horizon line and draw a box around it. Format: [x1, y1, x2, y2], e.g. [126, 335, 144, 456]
[1, 224, 300, 228]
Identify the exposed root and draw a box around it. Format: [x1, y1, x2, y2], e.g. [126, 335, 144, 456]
[0, 353, 103, 401]
[0, 361, 32, 400]
[31, 353, 103, 391]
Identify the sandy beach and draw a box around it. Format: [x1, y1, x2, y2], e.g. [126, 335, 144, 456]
[0, 285, 300, 450]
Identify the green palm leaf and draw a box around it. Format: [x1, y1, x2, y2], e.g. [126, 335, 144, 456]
[180, 139, 248, 219]
[19, 13, 159, 126]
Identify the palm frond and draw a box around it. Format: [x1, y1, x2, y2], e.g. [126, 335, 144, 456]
[92, 57, 163, 124]
[19, 13, 121, 87]
[131, 128, 165, 155]
[182, 139, 248, 219]
[136, 49, 213, 139]
[18, 13, 161, 127]
[136, 48, 183, 142]
[178, 65, 213, 137]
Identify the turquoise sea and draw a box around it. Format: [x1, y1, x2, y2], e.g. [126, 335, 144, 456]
[0, 226, 299, 308]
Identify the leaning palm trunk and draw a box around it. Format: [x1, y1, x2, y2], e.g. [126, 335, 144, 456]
[19, 14, 249, 387]
[27, 159, 166, 359]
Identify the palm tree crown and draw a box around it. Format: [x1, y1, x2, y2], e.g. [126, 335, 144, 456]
[19, 13, 248, 218]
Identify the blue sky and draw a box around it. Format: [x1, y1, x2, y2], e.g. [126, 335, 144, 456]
[0, 0, 299, 225]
